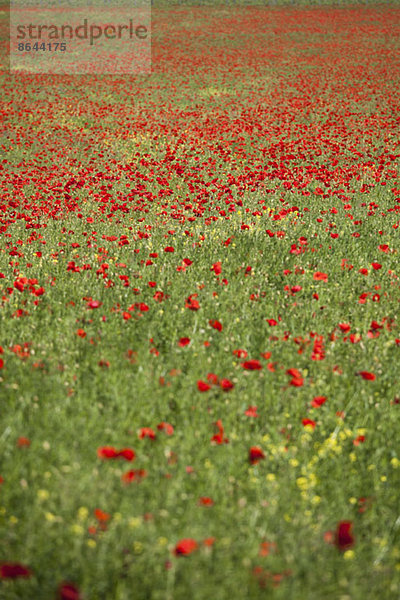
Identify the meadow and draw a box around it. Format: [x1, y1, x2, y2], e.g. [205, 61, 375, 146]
[1, 3, 400, 599]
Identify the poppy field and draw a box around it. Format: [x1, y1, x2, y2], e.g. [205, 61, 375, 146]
[1, 3, 400, 599]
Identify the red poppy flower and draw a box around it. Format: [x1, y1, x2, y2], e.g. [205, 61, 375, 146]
[211, 262, 222, 275]
[197, 380, 211, 392]
[311, 396, 327, 408]
[266, 319, 278, 326]
[178, 337, 190, 347]
[358, 371, 376, 381]
[207, 373, 219, 385]
[335, 521, 354, 550]
[87, 300, 102, 309]
[302, 418, 316, 429]
[0, 563, 32, 578]
[349, 333, 362, 343]
[33, 286, 45, 297]
[209, 319, 223, 332]
[97, 447, 135, 461]
[220, 378, 234, 391]
[249, 446, 265, 464]
[353, 435, 365, 446]
[313, 272, 328, 281]
[118, 448, 135, 460]
[285, 367, 298, 377]
[211, 420, 229, 444]
[94, 509, 110, 522]
[164, 246, 174, 252]
[233, 349, 248, 358]
[203, 537, 216, 547]
[185, 295, 200, 311]
[174, 538, 198, 556]
[242, 359, 262, 370]
[122, 469, 147, 483]
[58, 582, 81, 600]
[97, 446, 117, 459]
[286, 368, 304, 387]
[324, 530, 334, 544]
[311, 335, 325, 361]
[139, 427, 156, 440]
[198, 497, 214, 506]
[338, 323, 351, 332]
[371, 262, 382, 270]
[17, 437, 30, 447]
[157, 422, 174, 436]
[259, 541, 277, 557]
[244, 406, 258, 417]
[14, 278, 27, 292]
[98, 360, 110, 368]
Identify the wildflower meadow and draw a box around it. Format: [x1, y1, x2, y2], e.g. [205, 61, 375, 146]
[1, 1, 400, 598]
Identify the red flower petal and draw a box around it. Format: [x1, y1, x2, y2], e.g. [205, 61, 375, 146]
[244, 406, 258, 417]
[207, 373, 219, 385]
[174, 538, 198, 556]
[58, 582, 81, 600]
[94, 508, 110, 522]
[233, 349, 248, 358]
[311, 396, 327, 408]
[286, 368, 301, 379]
[197, 380, 211, 392]
[0, 563, 32, 579]
[220, 378, 234, 391]
[117, 448, 136, 461]
[242, 359, 262, 370]
[139, 427, 156, 440]
[198, 497, 214, 506]
[249, 446, 265, 464]
[358, 371, 376, 381]
[157, 422, 174, 436]
[97, 446, 118, 459]
[335, 521, 354, 550]
[87, 300, 102, 309]
[209, 319, 223, 332]
[122, 469, 147, 483]
[313, 272, 328, 281]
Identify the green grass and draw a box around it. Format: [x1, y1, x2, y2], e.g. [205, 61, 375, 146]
[1, 3, 400, 599]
